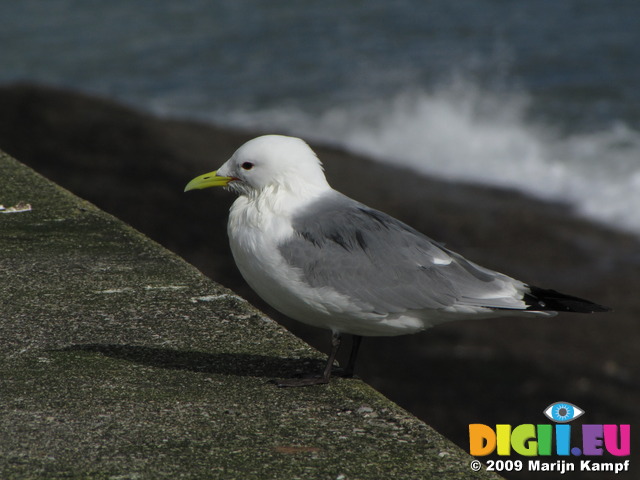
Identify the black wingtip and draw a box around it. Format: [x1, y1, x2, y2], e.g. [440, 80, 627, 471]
[525, 286, 611, 313]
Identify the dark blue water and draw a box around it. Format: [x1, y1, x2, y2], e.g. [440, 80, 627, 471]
[2, 0, 640, 232]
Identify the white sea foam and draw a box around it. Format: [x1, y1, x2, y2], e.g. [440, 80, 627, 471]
[3, 0, 639, 236]
[221, 80, 640, 236]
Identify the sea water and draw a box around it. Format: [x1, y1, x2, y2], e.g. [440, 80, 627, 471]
[2, 0, 639, 234]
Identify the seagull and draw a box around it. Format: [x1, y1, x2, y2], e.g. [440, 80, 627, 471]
[185, 134, 609, 387]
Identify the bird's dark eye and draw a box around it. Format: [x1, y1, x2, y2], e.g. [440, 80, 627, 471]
[241, 162, 254, 170]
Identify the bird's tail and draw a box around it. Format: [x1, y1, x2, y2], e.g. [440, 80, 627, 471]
[524, 286, 611, 313]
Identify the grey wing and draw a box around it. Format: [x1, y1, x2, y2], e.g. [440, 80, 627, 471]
[279, 192, 527, 314]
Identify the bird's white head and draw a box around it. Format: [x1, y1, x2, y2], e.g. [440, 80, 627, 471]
[184, 135, 330, 199]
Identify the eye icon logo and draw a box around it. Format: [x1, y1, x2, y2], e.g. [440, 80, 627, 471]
[543, 402, 585, 423]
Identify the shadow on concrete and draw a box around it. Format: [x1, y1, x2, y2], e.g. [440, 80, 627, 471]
[58, 344, 326, 380]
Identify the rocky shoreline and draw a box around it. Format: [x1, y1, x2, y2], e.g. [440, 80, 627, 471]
[2, 84, 638, 477]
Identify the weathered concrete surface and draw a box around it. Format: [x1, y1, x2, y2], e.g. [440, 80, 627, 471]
[0, 151, 500, 479]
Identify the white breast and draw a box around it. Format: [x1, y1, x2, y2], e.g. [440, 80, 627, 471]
[226, 193, 383, 333]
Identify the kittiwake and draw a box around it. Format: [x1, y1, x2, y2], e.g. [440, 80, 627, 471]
[185, 134, 609, 386]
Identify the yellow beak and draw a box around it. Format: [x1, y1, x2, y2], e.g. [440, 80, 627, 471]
[184, 170, 234, 192]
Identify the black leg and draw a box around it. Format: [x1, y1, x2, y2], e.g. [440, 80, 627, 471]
[276, 332, 342, 387]
[343, 335, 362, 377]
